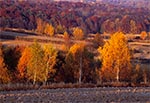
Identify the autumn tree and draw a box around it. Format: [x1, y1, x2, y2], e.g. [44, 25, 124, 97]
[36, 18, 45, 34]
[26, 42, 44, 84]
[0, 44, 10, 84]
[73, 27, 84, 40]
[44, 23, 55, 36]
[140, 31, 147, 40]
[69, 43, 84, 83]
[18, 42, 57, 84]
[36, 18, 54, 36]
[130, 20, 138, 34]
[43, 44, 57, 84]
[17, 46, 32, 81]
[64, 52, 77, 83]
[98, 32, 131, 82]
[64, 43, 94, 83]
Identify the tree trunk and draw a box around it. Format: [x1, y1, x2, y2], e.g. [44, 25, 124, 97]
[79, 56, 82, 84]
[33, 72, 37, 85]
[143, 72, 147, 84]
[116, 68, 119, 82]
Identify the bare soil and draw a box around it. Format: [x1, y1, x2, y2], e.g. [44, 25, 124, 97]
[0, 87, 150, 103]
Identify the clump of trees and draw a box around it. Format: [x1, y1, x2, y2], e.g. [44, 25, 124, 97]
[63, 43, 95, 83]
[36, 18, 54, 36]
[17, 42, 57, 84]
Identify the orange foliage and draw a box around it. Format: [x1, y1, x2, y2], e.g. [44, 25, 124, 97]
[140, 31, 147, 40]
[17, 47, 32, 79]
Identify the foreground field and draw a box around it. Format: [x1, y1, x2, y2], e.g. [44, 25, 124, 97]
[0, 87, 150, 102]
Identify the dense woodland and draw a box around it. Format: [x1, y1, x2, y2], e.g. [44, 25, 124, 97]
[0, 0, 150, 35]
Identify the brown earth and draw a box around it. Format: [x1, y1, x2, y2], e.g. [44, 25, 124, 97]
[0, 87, 150, 103]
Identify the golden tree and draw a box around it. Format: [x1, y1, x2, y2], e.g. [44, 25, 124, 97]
[73, 27, 84, 40]
[43, 44, 57, 84]
[36, 18, 54, 36]
[44, 23, 55, 36]
[27, 42, 44, 84]
[0, 44, 10, 84]
[98, 32, 131, 82]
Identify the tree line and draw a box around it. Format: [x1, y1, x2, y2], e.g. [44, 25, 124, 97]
[0, 0, 150, 35]
[0, 32, 150, 85]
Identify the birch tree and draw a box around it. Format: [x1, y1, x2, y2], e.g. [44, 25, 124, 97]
[98, 32, 131, 82]
[27, 42, 44, 84]
[43, 44, 57, 84]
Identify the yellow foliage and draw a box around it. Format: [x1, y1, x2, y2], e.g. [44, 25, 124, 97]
[43, 44, 57, 82]
[64, 31, 69, 40]
[44, 23, 54, 36]
[69, 42, 85, 57]
[36, 18, 54, 36]
[73, 27, 84, 40]
[98, 32, 131, 82]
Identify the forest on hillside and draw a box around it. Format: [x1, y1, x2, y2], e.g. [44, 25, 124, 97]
[0, 0, 150, 35]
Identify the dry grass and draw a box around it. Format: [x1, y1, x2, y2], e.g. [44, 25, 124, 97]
[1, 82, 150, 91]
